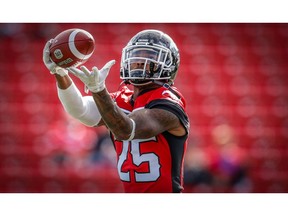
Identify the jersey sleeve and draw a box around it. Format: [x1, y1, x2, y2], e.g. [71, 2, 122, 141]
[145, 99, 190, 134]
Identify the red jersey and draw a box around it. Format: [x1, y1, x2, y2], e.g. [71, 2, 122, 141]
[110, 85, 190, 193]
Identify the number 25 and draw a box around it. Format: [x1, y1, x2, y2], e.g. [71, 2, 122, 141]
[117, 137, 160, 182]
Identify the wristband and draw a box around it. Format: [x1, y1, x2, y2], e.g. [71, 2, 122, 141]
[126, 118, 136, 141]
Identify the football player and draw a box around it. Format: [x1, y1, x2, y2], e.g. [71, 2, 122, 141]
[43, 29, 190, 193]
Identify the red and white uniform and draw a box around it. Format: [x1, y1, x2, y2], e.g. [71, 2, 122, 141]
[110, 85, 190, 193]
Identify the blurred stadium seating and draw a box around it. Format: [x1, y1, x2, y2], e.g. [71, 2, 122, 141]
[0, 23, 287, 192]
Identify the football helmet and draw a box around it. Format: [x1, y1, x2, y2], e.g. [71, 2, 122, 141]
[120, 29, 180, 86]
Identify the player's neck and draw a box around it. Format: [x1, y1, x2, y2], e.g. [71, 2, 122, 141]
[132, 83, 160, 99]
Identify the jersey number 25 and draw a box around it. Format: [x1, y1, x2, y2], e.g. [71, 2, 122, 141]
[117, 137, 161, 182]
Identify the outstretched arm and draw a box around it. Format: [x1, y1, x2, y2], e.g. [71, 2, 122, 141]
[43, 40, 102, 127]
[69, 62, 186, 140]
[92, 88, 185, 140]
[56, 75, 102, 127]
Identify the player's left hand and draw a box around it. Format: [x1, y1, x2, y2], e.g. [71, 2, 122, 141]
[68, 60, 116, 93]
[43, 39, 68, 77]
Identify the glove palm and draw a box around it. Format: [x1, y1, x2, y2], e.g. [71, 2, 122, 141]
[68, 60, 116, 93]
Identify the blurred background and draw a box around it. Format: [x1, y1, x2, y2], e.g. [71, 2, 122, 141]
[0, 23, 287, 193]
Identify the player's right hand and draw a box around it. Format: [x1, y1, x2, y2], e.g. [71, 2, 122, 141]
[43, 39, 68, 77]
[68, 60, 115, 94]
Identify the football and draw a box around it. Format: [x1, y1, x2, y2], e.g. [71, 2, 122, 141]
[49, 28, 95, 68]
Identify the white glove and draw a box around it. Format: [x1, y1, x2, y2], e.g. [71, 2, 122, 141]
[68, 60, 115, 93]
[43, 39, 68, 77]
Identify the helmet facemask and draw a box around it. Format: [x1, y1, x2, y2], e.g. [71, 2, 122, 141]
[121, 44, 173, 86]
